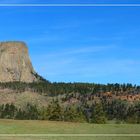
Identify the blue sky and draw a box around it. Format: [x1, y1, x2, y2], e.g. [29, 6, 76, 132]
[0, 0, 140, 84]
[0, 0, 140, 4]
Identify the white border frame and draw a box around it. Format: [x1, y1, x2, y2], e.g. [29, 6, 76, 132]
[0, 4, 140, 7]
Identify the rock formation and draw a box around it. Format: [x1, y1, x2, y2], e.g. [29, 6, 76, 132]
[0, 41, 38, 82]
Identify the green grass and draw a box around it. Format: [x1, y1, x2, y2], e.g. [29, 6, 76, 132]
[0, 119, 139, 140]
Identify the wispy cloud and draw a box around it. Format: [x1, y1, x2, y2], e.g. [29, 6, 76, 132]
[34, 56, 140, 83]
[43, 45, 116, 57]
[31, 45, 116, 77]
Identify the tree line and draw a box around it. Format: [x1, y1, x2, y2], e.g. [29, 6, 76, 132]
[0, 99, 139, 123]
[0, 81, 140, 96]
[0, 81, 140, 123]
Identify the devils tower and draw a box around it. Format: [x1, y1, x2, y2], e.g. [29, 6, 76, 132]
[0, 41, 38, 82]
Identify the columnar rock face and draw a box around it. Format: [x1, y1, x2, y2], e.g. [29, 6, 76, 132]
[0, 41, 38, 82]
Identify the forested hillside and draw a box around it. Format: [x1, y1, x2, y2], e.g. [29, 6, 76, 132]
[0, 81, 140, 123]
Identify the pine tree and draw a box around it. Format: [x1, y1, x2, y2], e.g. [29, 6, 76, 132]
[91, 103, 106, 124]
[46, 100, 64, 121]
[64, 107, 86, 122]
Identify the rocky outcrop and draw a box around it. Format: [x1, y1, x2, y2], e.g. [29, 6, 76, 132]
[0, 41, 38, 82]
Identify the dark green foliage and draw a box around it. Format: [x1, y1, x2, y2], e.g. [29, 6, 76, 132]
[126, 102, 140, 123]
[103, 99, 129, 120]
[16, 104, 39, 120]
[45, 100, 64, 121]
[90, 103, 106, 124]
[0, 103, 17, 119]
[0, 81, 140, 95]
[64, 107, 86, 122]
[0, 100, 140, 123]
[0, 81, 140, 123]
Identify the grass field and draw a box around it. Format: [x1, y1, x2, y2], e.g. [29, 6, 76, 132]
[0, 119, 140, 140]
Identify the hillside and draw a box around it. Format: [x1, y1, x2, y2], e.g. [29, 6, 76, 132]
[0, 82, 139, 123]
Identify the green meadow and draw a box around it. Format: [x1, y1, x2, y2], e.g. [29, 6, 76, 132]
[0, 119, 139, 140]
